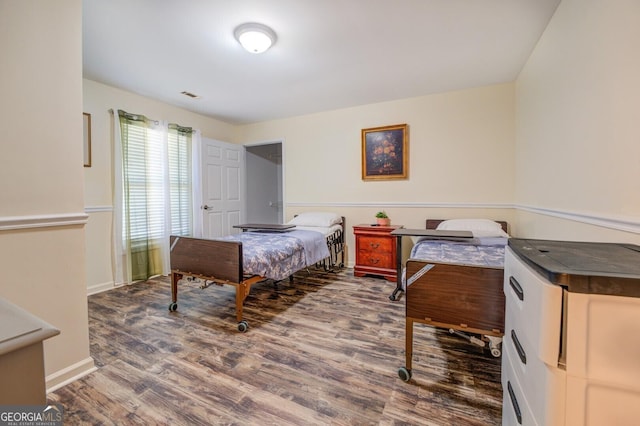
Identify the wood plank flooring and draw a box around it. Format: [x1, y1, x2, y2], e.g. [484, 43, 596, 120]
[49, 268, 503, 425]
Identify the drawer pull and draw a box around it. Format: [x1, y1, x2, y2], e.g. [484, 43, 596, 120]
[511, 329, 527, 365]
[509, 276, 524, 301]
[507, 381, 522, 424]
[369, 242, 380, 249]
[368, 258, 379, 264]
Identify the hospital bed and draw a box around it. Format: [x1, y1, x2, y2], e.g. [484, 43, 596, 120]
[169, 212, 345, 332]
[396, 219, 508, 381]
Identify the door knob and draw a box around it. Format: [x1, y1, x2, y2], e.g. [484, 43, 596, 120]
[203, 205, 211, 210]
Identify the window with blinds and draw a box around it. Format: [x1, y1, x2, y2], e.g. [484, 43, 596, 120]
[121, 121, 165, 248]
[120, 115, 193, 249]
[168, 126, 192, 237]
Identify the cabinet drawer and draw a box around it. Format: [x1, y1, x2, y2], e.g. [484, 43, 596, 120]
[502, 353, 538, 426]
[504, 248, 563, 366]
[357, 250, 394, 268]
[358, 235, 393, 253]
[504, 304, 566, 425]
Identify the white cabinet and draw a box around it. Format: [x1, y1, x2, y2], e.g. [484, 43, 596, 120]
[563, 292, 640, 426]
[502, 240, 640, 426]
[502, 248, 565, 425]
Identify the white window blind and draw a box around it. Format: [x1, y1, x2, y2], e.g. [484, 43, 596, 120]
[121, 121, 166, 247]
[119, 115, 194, 248]
[168, 127, 192, 236]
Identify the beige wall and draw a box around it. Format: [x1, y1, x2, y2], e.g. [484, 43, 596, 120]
[241, 83, 515, 206]
[3, 0, 639, 393]
[0, 0, 94, 390]
[514, 0, 640, 244]
[83, 79, 239, 293]
[85, 81, 517, 274]
[239, 84, 516, 263]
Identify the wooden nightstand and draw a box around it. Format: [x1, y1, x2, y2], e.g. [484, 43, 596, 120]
[353, 224, 403, 281]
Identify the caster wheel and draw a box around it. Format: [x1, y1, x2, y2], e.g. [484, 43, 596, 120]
[491, 348, 501, 357]
[168, 302, 178, 312]
[398, 367, 412, 382]
[237, 320, 249, 332]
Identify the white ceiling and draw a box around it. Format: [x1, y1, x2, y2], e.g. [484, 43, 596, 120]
[83, 0, 560, 125]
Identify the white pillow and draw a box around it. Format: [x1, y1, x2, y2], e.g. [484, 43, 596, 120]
[469, 229, 509, 238]
[436, 219, 508, 238]
[287, 212, 342, 227]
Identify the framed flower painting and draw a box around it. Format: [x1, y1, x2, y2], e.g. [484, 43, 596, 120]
[361, 123, 408, 180]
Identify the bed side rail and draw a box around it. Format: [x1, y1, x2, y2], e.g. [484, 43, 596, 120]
[405, 259, 505, 334]
[170, 235, 243, 283]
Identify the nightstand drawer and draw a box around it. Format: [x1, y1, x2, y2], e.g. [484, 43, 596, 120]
[358, 235, 394, 253]
[357, 250, 394, 268]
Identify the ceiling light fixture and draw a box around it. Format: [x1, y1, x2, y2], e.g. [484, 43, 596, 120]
[234, 23, 277, 54]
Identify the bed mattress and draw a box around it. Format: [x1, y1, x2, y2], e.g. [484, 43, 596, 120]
[222, 229, 331, 281]
[410, 237, 507, 268]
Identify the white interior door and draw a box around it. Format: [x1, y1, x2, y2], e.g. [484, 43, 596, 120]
[201, 137, 245, 238]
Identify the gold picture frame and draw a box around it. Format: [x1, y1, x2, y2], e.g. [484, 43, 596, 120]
[83, 112, 92, 167]
[361, 123, 408, 180]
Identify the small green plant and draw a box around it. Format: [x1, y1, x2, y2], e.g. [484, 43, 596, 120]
[375, 211, 388, 219]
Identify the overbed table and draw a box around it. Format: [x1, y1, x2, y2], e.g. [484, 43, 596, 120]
[233, 223, 296, 232]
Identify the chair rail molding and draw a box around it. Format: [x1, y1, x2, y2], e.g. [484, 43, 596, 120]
[516, 204, 640, 234]
[85, 205, 113, 213]
[286, 201, 510, 209]
[286, 202, 640, 234]
[0, 212, 88, 231]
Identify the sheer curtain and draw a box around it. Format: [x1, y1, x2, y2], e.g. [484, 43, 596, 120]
[191, 129, 203, 238]
[113, 109, 198, 285]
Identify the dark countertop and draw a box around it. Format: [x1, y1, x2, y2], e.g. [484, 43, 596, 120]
[508, 238, 640, 298]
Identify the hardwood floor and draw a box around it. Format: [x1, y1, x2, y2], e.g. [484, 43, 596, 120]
[49, 268, 503, 425]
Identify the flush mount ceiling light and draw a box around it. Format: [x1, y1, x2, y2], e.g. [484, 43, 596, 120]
[234, 23, 277, 54]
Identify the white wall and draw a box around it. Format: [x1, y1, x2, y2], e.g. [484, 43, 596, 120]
[83, 79, 239, 293]
[514, 0, 640, 244]
[239, 83, 516, 264]
[0, 0, 94, 390]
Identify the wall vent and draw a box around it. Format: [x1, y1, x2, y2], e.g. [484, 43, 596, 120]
[180, 91, 200, 99]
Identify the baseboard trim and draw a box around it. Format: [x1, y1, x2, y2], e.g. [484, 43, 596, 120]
[87, 281, 117, 296]
[46, 357, 97, 393]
